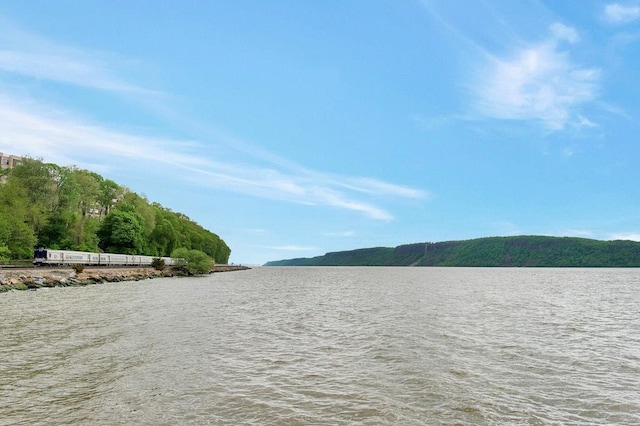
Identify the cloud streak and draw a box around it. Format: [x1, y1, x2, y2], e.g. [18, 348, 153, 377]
[604, 3, 640, 24]
[324, 231, 356, 237]
[420, 3, 601, 132]
[0, 16, 428, 222]
[0, 50, 158, 95]
[268, 245, 317, 251]
[0, 18, 157, 95]
[0, 93, 424, 221]
[610, 233, 640, 241]
[472, 23, 599, 130]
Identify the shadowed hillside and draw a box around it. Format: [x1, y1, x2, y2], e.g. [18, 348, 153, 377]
[264, 236, 640, 267]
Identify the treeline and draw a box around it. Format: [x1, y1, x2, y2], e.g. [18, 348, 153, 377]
[264, 236, 640, 267]
[0, 157, 230, 263]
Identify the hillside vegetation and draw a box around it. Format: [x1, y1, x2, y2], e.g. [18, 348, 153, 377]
[0, 157, 230, 263]
[264, 236, 640, 267]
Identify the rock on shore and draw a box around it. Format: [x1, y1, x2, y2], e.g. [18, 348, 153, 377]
[0, 265, 251, 293]
[1, 268, 177, 292]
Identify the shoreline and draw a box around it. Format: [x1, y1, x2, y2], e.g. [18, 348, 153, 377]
[0, 265, 250, 292]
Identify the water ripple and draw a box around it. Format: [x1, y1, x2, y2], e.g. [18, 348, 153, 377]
[1, 268, 639, 425]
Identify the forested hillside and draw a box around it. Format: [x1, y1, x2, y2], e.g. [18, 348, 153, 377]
[0, 157, 230, 263]
[265, 236, 640, 267]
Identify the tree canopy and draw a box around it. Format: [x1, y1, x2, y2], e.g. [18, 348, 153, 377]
[171, 247, 215, 275]
[0, 157, 230, 263]
[265, 236, 640, 267]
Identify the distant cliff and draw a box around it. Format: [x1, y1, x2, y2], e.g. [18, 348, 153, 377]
[264, 236, 640, 267]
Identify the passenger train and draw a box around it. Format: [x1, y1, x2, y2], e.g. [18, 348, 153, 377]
[33, 248, 176, 267]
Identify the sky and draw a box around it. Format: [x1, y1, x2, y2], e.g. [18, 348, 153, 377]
[0, 1, 639, 265]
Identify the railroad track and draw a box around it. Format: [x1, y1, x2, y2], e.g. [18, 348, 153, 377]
[1, 264, 153, 271]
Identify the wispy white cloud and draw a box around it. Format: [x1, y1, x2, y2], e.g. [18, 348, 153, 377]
[0, 94, 205, 171]
[0, 17, 427, 222]
[575, 115, 598, 128]
[609, 233, 640, 241]
[472, 23, 599, 130]
[549, 22, 579, 43]
[309, 187, 394, 221]
[0, 18, 157, 95]
[562, 146, 579, 157]
[604, 3, 640, 24]
[564, 229, 594, 238]
[242, 228, 267, 234]
[324, 231, 356, 237]
[338, 177, 428, 199]
[0, 50, 158, 95]
[268, 245, 317, 251]
[491, 221, 522, 236]
[0, 93, 421, 221]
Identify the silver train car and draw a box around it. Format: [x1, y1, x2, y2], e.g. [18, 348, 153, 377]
[33, 248, 176, 267]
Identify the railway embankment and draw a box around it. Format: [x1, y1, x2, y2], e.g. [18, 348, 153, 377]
[0, 265, 250, 292]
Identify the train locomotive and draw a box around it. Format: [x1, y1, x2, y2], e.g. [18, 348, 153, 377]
[33, 248, 176, 267]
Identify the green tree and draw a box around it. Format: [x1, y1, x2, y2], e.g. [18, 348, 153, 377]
[0, 179, 37, 259]
[76, 216, 101, 252]
[71, 168, 101, 216]
[38, 209, 74, 249]
[6, 158, 53, 237]
[98, 210, 146, 254]
[68, 168, 102, 248]
[149, 217, 178, 256]
[117, 192, 156, 245]
[0, 157, 231, 261]
[171, 248, 214, 275]
[98, 179, 123, 216]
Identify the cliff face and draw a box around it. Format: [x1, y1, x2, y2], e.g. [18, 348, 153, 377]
[264, 236, 640, 267]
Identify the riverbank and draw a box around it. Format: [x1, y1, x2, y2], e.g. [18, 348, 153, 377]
[0, 265, 250, 292]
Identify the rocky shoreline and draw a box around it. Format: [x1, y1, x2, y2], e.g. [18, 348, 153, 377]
[0, 265, 250, 292]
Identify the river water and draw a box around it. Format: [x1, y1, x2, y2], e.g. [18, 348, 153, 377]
[1, 267, 639, 425]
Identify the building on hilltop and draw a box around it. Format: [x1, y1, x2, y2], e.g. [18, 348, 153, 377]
[0, 153, 22, 169]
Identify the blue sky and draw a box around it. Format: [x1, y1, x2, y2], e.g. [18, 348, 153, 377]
[1, 1, 639, 265]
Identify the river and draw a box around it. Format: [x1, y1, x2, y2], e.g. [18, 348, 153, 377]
[1, 267, 639, 425]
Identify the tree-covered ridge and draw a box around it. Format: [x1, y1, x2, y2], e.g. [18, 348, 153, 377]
[264, 236, 640, 267]
[0, 157, 230, 263]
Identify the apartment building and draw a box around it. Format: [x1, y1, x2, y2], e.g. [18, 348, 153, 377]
[0, 153, 22, 169]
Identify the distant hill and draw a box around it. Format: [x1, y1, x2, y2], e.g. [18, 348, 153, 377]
[264, 236, 640, 267]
